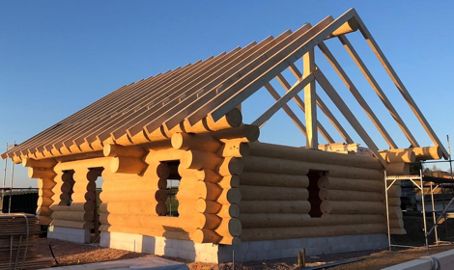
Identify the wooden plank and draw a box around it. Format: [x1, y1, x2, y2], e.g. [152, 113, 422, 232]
[318, 42, 397, 149]
[338, 35, 419, 147]
[252, 74, 314, 127]
[263, 82, 307, 135]
[303, 48, 318, 148]
[352, 12, 449, 158]
[275, 73, 334, 143]
[315, 68, 386, 165]
[287, 64, 353, 143]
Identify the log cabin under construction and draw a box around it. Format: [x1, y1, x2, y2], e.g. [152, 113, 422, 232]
[1, 9, 448, 263]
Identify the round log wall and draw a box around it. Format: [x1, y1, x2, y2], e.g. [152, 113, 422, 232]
[239, 142, 405, 241]
[99, 125, 259, 245]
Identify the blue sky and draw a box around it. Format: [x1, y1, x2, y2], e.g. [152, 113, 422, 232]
[1, 1, 454, 187]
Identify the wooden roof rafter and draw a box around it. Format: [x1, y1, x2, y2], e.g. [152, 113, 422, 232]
[2, 8, 448, 163]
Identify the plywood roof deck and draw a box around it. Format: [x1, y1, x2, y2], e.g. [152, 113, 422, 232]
[2, 8, 448, 163]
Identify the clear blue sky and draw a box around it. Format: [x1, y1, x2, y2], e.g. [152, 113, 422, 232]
[1, 1, 453, 187]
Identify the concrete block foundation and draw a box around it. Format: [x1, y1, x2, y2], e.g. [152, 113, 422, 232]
[48, 226, 90, 244]
[100, 231, 387, 263]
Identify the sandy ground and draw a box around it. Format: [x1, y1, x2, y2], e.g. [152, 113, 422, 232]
[36, 238, 143, 267]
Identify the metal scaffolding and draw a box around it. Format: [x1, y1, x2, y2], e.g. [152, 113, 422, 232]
[384, 160, 454, 250]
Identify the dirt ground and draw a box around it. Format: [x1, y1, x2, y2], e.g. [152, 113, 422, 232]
[35, 238, 143, 267]
[188, 245, 454, 270]
[32, 233, 454, 269]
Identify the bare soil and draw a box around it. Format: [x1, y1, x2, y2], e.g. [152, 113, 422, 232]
[188, 245, 454, 270]
[35, 238, 143, 267]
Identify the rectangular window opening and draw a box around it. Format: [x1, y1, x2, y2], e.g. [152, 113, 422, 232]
[160, 160, 181, 217]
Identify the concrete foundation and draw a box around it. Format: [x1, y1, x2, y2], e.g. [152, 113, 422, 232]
[100, 231, 387, 263]
[48, 225, 90, 244]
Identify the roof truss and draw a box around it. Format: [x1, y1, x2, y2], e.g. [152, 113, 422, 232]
[3, 8, 448, 163]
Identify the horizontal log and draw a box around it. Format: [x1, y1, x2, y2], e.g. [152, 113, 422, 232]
[380, 149, 415, 163]
[240, 213, 310, 228]
[241, 224, 387, 241]
[100, 202, 166, 216]
[178, 180, 222, 201]
[110, 156, 147, 174]
[213, 125, 260, 142]
[100, 213, 221, 231]
[318, 177, 384, 193]
[100, 190, 166, 202]
[249, 142, 382, 170]
[171, 133, 221, 152]
[241, 186, 308, 201]
[51, 210, 93, 222]
[413, 146, 443, 160]
[178, 168, 221, 183]
[319, 189, 384, 202]
[22, 158, 56, 169]
[28, 167, 56, 179]
[240, 213, 386, 228]
[240, 200, 310, 214]
[103, 144, 145, 158]
[100, 224, 221, 243]
[321, 200, 384, 215]
[244, 155, 383, 179]
[240, 172, 309, 188]
[181, 150, 222, 170]
[51, 220, 88, 229]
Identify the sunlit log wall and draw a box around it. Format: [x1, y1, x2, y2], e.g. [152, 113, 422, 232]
[24, 125, 405, 244]
[98, 124, 258, 245]
[239, 142, 405, 241]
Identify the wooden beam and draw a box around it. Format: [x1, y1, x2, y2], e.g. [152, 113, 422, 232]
[186, 10, 358, 126]
[287, 64, 353, 144]
[252, 74, 314, 127]
[263, 82, 307, 136]
[318, 42, 397, 149]
[303, 49, 318, 149]
[315, 97, 354, 144]
[315, 68, 386, 165]
[338, 35, 419, 147]
[352, 12, 449, 159]
[275, 73, 334, 143]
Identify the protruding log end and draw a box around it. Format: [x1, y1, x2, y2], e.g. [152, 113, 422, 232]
[103, 144, 145, 158]
[206, 108, 243, 131]
[331, 19, 359, 36]
[28, 167, 56, 179]
[110, 156, 147, 174]
[22, 157, 56, 169]
[171, 133, 221, 152]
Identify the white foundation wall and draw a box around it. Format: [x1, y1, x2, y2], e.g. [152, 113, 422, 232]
[100, 231, 387, 263]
